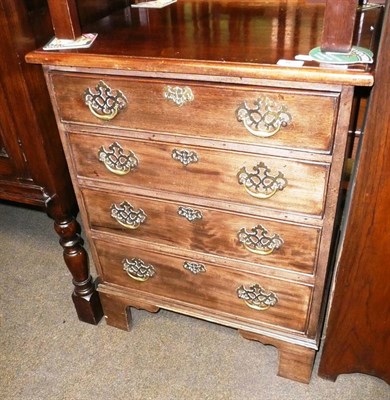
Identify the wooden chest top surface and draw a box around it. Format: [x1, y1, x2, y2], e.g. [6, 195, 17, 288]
[27, 0, 374, 86]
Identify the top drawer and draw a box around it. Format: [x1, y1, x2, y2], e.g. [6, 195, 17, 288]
[49, 72, 339, 154]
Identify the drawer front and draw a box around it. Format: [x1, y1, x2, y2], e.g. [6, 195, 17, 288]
[95, 239, 312, 333]
[82, 188, 320, 274]
[51, 72, 339, 154]
[70, 133, 330, 217]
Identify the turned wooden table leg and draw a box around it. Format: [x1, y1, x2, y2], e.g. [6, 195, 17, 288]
[239, 330, 316, 383]
[45, 195, 103, 324]
[54, 216, 103, 324]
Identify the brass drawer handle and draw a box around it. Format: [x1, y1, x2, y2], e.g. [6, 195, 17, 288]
[110, 201, 146, 229]
[122, 258, 155, 281]
[237, 284, 278, 311]
[237, 162, 287, 199]
[236, 95, 292, 138]
[177, 206, 203, 222]
[183, 261, 206, 274]
[84, 81, 127, 121]
[98, 142, 138, 175]
[171, 149, 199, 166]
[238, 224, 283, 255]
[164, 85, 194, 106]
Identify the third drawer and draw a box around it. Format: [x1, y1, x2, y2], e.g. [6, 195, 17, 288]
[82, 187, 321, 275]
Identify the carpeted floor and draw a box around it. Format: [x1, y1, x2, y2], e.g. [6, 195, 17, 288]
[0, 200, 388, 400]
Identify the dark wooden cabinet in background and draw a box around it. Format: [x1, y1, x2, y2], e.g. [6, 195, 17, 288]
[0, 0, 103, 324]
[319, 1, 390, 385]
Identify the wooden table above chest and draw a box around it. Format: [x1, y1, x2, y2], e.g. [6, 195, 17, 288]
[27, 0, 377, 383]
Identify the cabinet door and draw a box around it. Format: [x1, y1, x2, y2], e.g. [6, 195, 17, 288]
[0, 0, 42, 201]
[0, 83, 30, 180]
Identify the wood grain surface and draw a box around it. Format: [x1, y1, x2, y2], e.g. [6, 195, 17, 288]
[81, 187, 321, 275]
[69, 132, 330, 217]
[28, 1, 374, 86]
[94, 237, 313, 333]
[50, 72, 339, 154]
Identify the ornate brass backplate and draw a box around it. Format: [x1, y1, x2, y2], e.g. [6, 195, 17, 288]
[98, 142, 138, 175]
[237, 283, 278, 310]
[236, 95, 292, 137]
[238, 224, 284, 255]
[164, 85, 194, 106]
[237, 161, 287, 199]
[84, 80, 127, 120]
[177, 206, 203, 222]
[171, 149, 199, 166]
[122, 258, 155, 281]
[183, 261, 206, 274]
[110, 201, 146, 229]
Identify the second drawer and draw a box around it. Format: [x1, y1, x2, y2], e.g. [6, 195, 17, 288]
[70, 133, 330, 217]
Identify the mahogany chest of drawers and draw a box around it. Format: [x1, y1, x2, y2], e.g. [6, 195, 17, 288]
[28, 0, 375, 384]
[45, 68, 352, 382]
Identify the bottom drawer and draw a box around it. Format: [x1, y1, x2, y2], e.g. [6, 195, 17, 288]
[94, 238, 313, 333]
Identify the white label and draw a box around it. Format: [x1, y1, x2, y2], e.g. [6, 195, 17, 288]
[276, 59, 305, 67]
